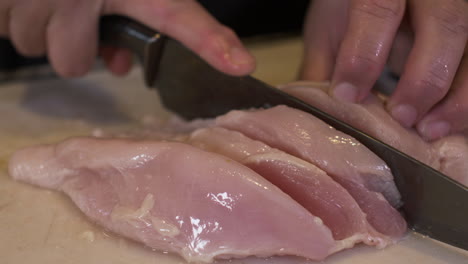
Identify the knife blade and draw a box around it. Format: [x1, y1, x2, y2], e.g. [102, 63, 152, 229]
[100, 15, 468, 250]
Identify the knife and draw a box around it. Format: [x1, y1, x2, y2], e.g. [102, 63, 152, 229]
[100, 15, 468, 250]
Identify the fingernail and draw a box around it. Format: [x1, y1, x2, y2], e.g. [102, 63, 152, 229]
[229, 47, 253, 66]
[418, 120, 451, 141]
[332, 82, 358, 102]
[390, 104, 418, 127]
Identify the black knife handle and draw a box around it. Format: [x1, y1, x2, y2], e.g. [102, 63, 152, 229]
[99, 15, 167, 87]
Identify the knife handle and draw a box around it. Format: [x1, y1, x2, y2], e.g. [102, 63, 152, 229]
[99, 15, 167, 87]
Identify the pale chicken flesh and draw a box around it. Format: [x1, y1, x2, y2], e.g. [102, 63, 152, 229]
[188, 127, 394, 247]
[9, 137, 340, 263]
[8, 82, 420, 262]
[280, 81, 468, 186]
[216, 106, 407, 238]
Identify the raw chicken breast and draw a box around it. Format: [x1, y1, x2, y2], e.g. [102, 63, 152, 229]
[188, 127, 392, 247]
[432, 135, 468, 186]
[281, 82, 468, 186]
[9, 137, 338, 263]
[280, 82, 439, 168]
[216, 106, 407, 238]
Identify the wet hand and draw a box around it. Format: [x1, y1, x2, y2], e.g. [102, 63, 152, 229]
[0, 0, 255, 78]
[301, 0, 468, 141]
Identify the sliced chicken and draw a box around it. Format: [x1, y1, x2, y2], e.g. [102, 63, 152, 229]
[9, 137, 338, 263]
[281, 82, 467, 186]
[188, 127, 394, 247]
[216, 106, 407, 238]
[280, 82, 439, 168]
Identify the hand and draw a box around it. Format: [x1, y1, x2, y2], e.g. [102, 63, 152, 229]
[0, 0, 255, 78]
[301, 0, 468, 141]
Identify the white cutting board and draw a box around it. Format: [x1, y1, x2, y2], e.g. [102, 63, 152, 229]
[0, 37, 466, 264]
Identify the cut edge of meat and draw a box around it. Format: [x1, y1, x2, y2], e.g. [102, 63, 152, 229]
[242, 152, 397, 249]
[188, 127, 398, 248]
[215, 106, 407, 238]
[8, 137, 340, 263]
[215, 105, 402, 208]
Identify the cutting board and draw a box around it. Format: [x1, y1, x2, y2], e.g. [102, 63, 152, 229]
[0, 37, 466, 264]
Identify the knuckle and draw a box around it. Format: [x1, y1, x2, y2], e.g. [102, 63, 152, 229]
[353, 0, 404, 21]
[410, 59, 454, 102]
[431, 1, 468, 36]
[338, 52, 382, 77]
[414, 78, 448, 102]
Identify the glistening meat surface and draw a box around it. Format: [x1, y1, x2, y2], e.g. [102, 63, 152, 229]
[216, 106, 407, 238]
[8, 137, 338, 263]
[280, 82, 438, 168]
[188, 127, 394, 247]
[280, 81, 468, 186]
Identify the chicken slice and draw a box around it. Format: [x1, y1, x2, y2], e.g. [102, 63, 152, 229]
[188, 127, 394, 248]
[216, 106, 407, 238]
[281, 82, 468, 186]
[9, 137, 337, 263]
[280, 82, 439, 168]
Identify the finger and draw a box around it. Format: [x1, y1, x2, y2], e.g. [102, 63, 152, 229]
[300, 0, 349, 81]
[417, 55, 468, 141]
[330, 0, 405, 102]
[47, 1, 101, 77]
[387, 19, 413, 77]
[104, 0, 255, 76]
[0, 1, 11, 36]
[100, 46, 133, 76]
[9, 0, 50, 56]
[387, 0, 468, 127]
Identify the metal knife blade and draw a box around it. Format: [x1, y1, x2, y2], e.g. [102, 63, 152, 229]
[100, 16, 468, 250]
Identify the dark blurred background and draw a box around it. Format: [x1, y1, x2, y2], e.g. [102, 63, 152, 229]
[0, 0, 309, 72]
